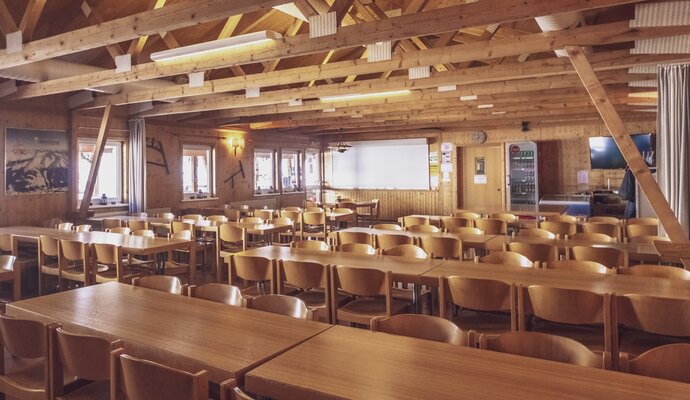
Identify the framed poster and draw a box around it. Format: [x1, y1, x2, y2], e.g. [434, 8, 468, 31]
[5, 128, 69, 195]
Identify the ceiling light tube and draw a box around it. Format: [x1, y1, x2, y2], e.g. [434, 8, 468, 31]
[319, 90, 411, 102]
[150, 30, 282, 62]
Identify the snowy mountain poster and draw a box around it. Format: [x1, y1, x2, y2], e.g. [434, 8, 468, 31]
[5, 128, 69, 195]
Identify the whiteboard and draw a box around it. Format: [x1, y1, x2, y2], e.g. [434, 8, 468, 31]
[331, 139, 430, 189]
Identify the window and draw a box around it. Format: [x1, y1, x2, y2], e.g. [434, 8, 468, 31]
[305, 150, 320, 187]
[281, 151, 301, 192]
[78, 140, 123, 201]
[182, 144, 214, 197]
[254, 150, 275, 194]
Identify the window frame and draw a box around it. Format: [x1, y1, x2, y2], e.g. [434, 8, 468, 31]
[77, 138, 124, 203]
[182, 143, 216, 198]
[254, 149, 277, 195]
[304, 149, 320, 189]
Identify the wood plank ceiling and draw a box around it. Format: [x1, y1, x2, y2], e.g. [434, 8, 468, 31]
[0, 0, 687, 137]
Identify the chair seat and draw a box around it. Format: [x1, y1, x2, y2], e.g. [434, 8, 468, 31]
[95, 267, 145, 284]
[618, 329, 688, 357]
[337, 296, 409, 326]
[451, 309, 513, 336]
[163, 260, 190, 276]
[296, 289, 350, 308]
[529, 318, 606, 353]
[0, 357, 76, 398]
[57, 380, 110, 400]
[41, 264, 59, 276]
[60, 267, 87, 282]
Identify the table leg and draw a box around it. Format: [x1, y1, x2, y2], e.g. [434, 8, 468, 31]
[189, 242, 197, 282]
[12, 264, 21, 301]
[412, 283, 421, 314]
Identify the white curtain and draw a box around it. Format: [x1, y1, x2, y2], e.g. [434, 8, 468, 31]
[128, 118, 147, 213]
[657, 64, 690, 236]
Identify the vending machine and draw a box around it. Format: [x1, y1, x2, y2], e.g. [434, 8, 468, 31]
[505, 141, 539, 206]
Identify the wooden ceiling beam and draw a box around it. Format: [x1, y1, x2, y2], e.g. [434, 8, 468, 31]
[0, 0, 17, 35]
[129, 0, 169, 63]
[18, 0, 46, 41]
[80, 1, 125, 62]
[0, 0, 289, 69]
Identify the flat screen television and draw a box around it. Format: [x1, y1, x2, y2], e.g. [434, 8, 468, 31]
[589, 134, 655, 169]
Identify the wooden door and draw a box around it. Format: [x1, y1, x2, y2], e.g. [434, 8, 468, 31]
[459, 145, 504, 209]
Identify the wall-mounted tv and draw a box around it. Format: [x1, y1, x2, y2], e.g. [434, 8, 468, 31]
[589, 134, 655, 169]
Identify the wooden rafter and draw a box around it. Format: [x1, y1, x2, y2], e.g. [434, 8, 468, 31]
[18, 0, 46, 41]
[0, 0, 18, 35]
[80, 0, 125, 62]
[79, 105, 114, 215]
[128, 0, 169, 63]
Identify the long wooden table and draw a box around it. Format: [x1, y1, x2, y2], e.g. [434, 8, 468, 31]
[329, 227, 497, 250]
[6, 282, 331, 384]
[245, 325, 690, 400]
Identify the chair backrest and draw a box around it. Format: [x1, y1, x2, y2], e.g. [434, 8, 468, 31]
[280, 210, 301, 223]
[617, 294, 690, 337]
[189, 283, 244, 306]
[281, 260, 328, 289]
[57, 222, 73, 231]
[170, 230, 192, 241]
[54, 327, 122, 382]
[626, 224, 658, 238]
[618, 264, 690, 280]
[232, 255, 274, 283]
[621, 344, 690, 383]
[406, 224, 440, 233]
[336, 243, 376, 255]
[254, 210, 274, 221]
[543, 260, 609, 274]
[0, 314, 49, 359]
[337, 231, 373, 246]
[628, 235, 670, 244]
[570, 232, 615, 243]
[375, 233, 413, 250]
[453, 211, 481, 220]
[332, 207, 354, 215]
[371, 314, 473, 346]
[372, 223, 402, 231]
[225, 209, 241, 221]
[504, 242, 558, 263]
[402, 216, 429, 227]
[570, 246, 626, 269]
[283, 207, 302, 212]
[132, 229, 155, 238]
[102, 218, 123, 229]
[336, 202, 357, 212]
[158, 212, 175, 219]
[39, 235, 59, 257]
[305, 206, 324, 212]
[117, 354, 208, 400]
[517, 228, 556, 239]
[626, 217, 658, 226]
[0, 255, 15, 272]
[206, 215, 228, 222]
[127, 220, 149, 231]
[59, 239, 88, 262]
[73, 224, 92, 232]
[480, 331, 603, 368]
[302, 211, 326, 225]
[272, 217, 294, 227]
[589, 216, 621, 224]
[526, 285, 606, 325]
[449, 227, 483, 235]
[241, 217, 264, 224]
[132, 276, 185, 295]
[181, 214, 204, 221]
[419, 236, 461, 259]
[490, 213, 518, 224]
[474, 218, 507, 235]
[545, 215, 577, 223]
[107, 227, 132, 235]
[441, 217, 472, 230]
[382, 244, 428, 259]
[539, 221, 576, 237]
[246, 294, 311, 320]
[219, 225, 246, 247]
[478, 251, 534, 268]
[442, 276, 513, 313]
[171, 221, 195, 236]
[334, 266, 390, 297]
[582, 222, 620, 240]
[291, 240, 329, 251]
[93, 243, 123, 267]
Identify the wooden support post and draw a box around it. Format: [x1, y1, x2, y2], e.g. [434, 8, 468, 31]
[79, 105, 114, 215]
[565, 46, 688, 243]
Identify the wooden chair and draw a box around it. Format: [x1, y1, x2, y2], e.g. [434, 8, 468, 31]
[335, 243, 376, 255]
[406, 224, 440, 233]
[38, 235, 60, 295]
[188, 283, 244, 306]
[206, 215, 228, 223]
[449, 227, 483, 235]
[283, 207, 302, 212]
[570, 232, 615, 243]
[503, 242, 558, 264]
[371, 314, 474, 346]
[253, 209, 274, 222]
[270, 217, 295, 244]
[439, 276, 516, 339]
[301, 212, 327, 241]
[279, 260, 338, 323]
[477, 251, 534, 268]
[543, 260, 609, 274]
[127, 220, 149, 231]
[628, 235, 670, 244]
[626, 217, 658, 226]
[163, 231, 195, 283]
[229, 255, 275, 297]
[589, 216, 621, 224]
[132, 275, 186, 295]
[0, 315, 57, 400]
[479, 331, 605, 368]
[331, 266, 409, 327]
[490, 213, 518, 225]
[626, 224, 659, 238]
[73, 224, 92, 233]
[617, 294, 690, 356]
[582, 222, 621, 241]
[402, 216, 429, 227]
[181, 214, 204, 221]
[453, 211, 481, 220]
[522, 285, 612, 355]
[115, 354, 209, 400]
[52, 327, 123, 399]
[224, 209, 241, 222]
[382, 244, 428, 259]
[106, 227, 131, 235]
[375, 233, 413, 250]
[419, 236, 462, 260]
[158, 212, 175, 219]
[280, 211, 302, 240]
[617, 264, 690, 280]
[216, 225, 246, 282]
[441, 217, 473, 230]
[58, 240, 91, 289]
[620, 344, 690, 383]
[245, 294, 312, 320]
[545, 215, 577, 223]
[0, 233, 35, 297]
[102, 218, 122, 230]
[357, 199, 380, 225]
[291, 240, 329, 251]
[372, 223, 402, 231]
[92, 243, 146, 284]
[332, 208, 356, 229]
[569, 246, 627, 269]
[539, 221, 576, 238]
[0, 256, 17, 302]
[57, 223, 73, 231]
[517, 228, 556, 239]
[336, 231, 373, 246]
[172, 221, 212, 270]
[131, 229, 155, 238]
[475, 218, 508, 235]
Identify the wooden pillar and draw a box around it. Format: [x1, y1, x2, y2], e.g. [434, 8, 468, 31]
[565, 46, 688, 243]
[78, 105, 114, 216]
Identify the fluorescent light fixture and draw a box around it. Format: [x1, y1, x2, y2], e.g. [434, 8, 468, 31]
[460, 95, 478, 101]
[320, 90, 411, 102]
[323, 108, 336, 113]
[150, 30, 282, 62]
[478, 104, 494, 109]
[438, 85, 457, 92]
[491, 111, 506, 115]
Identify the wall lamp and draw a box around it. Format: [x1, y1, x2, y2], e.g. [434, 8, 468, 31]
[229, 137, 245, 155]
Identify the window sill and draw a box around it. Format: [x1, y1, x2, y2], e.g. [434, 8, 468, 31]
[86, 202, 128, 210]
[281, 191, 305, 195]
[181, 197, 220, 203]
[253, 193, 279, 197]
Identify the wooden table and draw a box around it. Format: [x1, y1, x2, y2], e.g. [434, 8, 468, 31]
[6, 282, 331, 384]
[328, 227, 497, 250]
[653, 241, 690, 269]
[245, 325, 690, 400]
